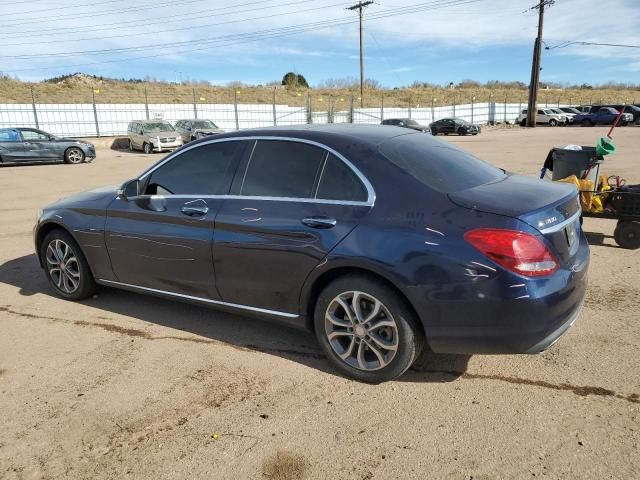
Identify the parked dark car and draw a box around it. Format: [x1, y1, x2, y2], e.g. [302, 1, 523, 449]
[574, 107, 633, 126]
[34, 125, 588, 382]
[429, 117, 481, 136]
[589, 105, 640, 125]
[381, 118, 431, 133]
[0, 128, 95, 165]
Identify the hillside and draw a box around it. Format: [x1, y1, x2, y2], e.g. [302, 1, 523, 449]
[0, 74, 638, 108]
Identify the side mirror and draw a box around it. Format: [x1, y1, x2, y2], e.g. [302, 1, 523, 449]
[117, 179, 140, 200]
[186, 126, 192, 131]
[49, 135, 55, 141]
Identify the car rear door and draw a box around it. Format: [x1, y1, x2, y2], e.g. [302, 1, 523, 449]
[0, 129, 27, 162]
[105, 140, 247, 299]
[213, 139, 373, 316]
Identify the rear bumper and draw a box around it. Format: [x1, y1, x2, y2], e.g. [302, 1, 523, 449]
[407, 239, 589, 355]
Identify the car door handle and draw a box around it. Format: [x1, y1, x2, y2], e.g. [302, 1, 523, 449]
[181, 205, 208, 217]
[301, 216, 336, 229]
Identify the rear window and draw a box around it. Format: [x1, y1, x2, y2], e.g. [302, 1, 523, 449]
[378, 134, 505, 193]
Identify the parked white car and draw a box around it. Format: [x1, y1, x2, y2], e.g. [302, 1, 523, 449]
[548, 108, 574, 125]
[517, 108, 566, 127]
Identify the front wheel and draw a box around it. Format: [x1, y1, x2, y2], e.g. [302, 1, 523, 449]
[614, 221, 640, 249]
[548, 119, 558, 127]
[313, 275, 424, 383]
[143, 142, 153, 154]
[40, 229, 98, 300]
[431, 128, 437, 136]
[64, 147, 85, 164]
[457, 127, 467, 136]
[520, 119, 526, 127]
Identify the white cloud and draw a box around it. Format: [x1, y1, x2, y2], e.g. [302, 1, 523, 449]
[1, 0, 638, 80]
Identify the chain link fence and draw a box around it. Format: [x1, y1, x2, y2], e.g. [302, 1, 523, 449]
[1, 84, 637, 137]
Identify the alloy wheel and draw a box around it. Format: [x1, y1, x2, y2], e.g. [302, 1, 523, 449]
[45, 239, 81, 294]
[325, 291, 399, 371]
[66, 148, 84, 163]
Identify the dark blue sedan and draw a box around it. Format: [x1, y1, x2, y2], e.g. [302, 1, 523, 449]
[33, 124, 588, 382]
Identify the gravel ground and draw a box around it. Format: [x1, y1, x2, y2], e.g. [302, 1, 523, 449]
[1, 126, 639, 479]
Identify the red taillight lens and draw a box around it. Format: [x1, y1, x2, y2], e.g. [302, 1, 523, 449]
[464, 228, 559, 277]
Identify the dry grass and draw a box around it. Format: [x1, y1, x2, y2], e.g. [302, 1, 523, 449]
[262, 451, 309, 480]
[1, 76, 639, 107]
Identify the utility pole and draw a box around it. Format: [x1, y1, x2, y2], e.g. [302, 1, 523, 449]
[526, 0, 554, 128]
[347, 1, 374, 108]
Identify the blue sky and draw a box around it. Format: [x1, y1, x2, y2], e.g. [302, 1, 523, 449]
[1, 0, 639, 87]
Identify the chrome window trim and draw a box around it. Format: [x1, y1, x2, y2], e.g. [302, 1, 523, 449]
[97, 279, 299, 318]
[135, 135, 376, 206]
[538, 209, 582, 234]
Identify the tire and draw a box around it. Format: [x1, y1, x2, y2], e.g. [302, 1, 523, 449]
[621, 121, 629, 127]
[143, 142, 153, 154]
[520, 119, 526, 127]
[313, 275, 424, 383]
[614, 221, 640, 249]
[40, 229, 98, 300]
[457, 127, 467, 136]
[64, 147, 85, 164]
[548, 119, 558, 127]
[431, 128, 437, 136]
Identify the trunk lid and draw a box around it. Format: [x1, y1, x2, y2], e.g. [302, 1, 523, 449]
[449, 173, 581, 262]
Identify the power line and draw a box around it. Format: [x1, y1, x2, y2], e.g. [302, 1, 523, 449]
[0, 0, 288, 39]
[545, 41, 640, 50]
[1, 0, 349, 47]
[2, 0, 479, 60]
[5, 0, 482, 72]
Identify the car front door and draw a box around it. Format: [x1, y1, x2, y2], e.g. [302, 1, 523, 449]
[20, 129, 58, 160]
[444, 119, 456, 133]
[0, 129, 27, 162]
[105, 140, 247, 299]
[213, 139, 373, 316]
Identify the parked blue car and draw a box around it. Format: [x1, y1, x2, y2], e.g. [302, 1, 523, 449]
[574, 107, 633, 126]
[33, 125, 589, 382]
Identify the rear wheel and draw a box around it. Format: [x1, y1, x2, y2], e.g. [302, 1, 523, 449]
[40, 229, 98, 300]
[143, 142, 153, 154]
[614, 221, 640, 249]
[314, 275, 424, 383]
[64, 147, 84, 164]
[431, 128, 437, 135]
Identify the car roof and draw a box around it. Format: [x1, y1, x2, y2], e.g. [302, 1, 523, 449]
[195, 124, 420, 148]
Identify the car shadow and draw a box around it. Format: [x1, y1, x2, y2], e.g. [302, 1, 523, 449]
[0, 254, 468, 383]
[584, 230, 620, 248]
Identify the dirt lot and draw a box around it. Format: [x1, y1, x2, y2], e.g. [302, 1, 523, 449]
[1, 126, 639, 479]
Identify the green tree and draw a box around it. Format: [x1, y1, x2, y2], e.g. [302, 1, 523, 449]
[281, 72, 309, 88]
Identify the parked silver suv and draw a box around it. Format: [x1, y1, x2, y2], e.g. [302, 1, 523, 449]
[174, 119, 225, 143]
[127, 120, 183, 154]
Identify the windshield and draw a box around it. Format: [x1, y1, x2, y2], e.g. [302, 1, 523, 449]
[453, 117, 469, 125]
[404, 119, 419, 126]
[562, 107, 581, 114]
[379, 133, 505, 193]
[143, 122, 175, 133]
[192, 120, 218, 129]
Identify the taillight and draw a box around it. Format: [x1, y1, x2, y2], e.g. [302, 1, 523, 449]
[464, 228, 559, 277]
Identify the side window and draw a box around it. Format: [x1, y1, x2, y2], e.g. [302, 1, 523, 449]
[144, 141, 243, 196]
[537, 110, 545, 115]
[0, 129, 20, 142]
[316, 154, 367, 202]
[21, 130, 49, 141]
[241, 140, 325, 198]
